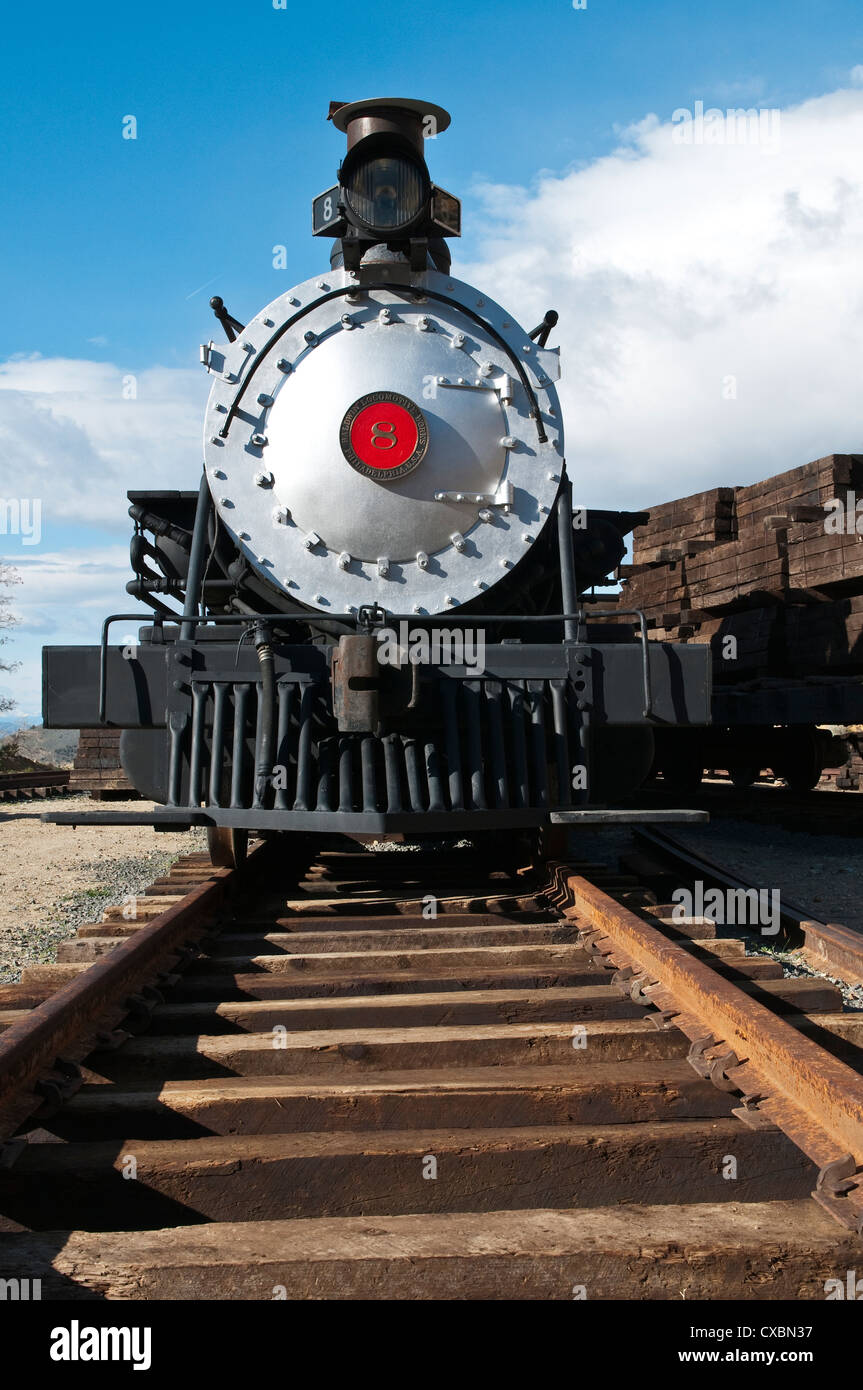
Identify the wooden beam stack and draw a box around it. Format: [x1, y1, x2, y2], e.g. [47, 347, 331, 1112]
[70, 729, 137, 799]
[627, 487, 736, 566]
[617, 454, 863, 678]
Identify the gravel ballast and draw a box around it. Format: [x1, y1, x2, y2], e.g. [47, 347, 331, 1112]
[664, 818, 863, 934]
[0, 797, 206, 984]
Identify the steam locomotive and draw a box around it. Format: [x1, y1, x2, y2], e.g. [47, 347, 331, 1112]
[43, 97, 710, 864]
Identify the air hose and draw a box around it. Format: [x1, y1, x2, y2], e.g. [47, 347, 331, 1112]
[254, 622, 276, 805]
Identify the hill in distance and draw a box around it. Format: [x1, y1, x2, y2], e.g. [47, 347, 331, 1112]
[0, 724, 80, 770]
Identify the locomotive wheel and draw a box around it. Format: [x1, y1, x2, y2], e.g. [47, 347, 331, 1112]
[776, 766, 821, 794]
[207, 827, 249, 869]
[773, 728, 823, 794]
[730, 765, 759, 789]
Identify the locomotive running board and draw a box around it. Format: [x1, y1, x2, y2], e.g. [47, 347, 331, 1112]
[41, 808, 548, 832]
[42, 807, 709, 830]
[550, 809, 709, 824]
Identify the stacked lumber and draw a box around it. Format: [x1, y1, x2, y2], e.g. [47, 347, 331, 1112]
[683, 607, 779, 678]
[784, 596, 863, 673]
[616, 558, 688, 627]
[822, 758, 863, 790]
[617, 454, 863, 678]
[684, 526, 787, 612]
[840, 743, 863, 789]
[627, 487, 735, 565]
[820, 732, 863, 790]
[70, 729, 137, 798]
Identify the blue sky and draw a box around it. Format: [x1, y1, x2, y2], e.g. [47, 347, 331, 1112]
[3, 0, 861, 369]
[2, 0, 863, 713]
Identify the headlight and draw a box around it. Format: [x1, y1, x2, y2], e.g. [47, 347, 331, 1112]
[344, 154, 427, 232]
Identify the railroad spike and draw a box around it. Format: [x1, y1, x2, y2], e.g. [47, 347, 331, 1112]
[815, 1152, 859, 1197]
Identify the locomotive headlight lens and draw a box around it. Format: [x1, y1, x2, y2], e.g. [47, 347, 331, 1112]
[344, 155, 427, 232]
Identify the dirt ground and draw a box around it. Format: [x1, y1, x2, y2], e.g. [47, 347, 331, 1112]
[0, 795, 207, 980]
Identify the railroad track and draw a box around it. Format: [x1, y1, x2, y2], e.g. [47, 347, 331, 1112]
[0, 770, 70, 803]
[630, 826, 863, 989]
[0, 836, 862, 1300]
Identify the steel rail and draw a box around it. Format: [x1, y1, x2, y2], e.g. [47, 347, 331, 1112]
[0, 771, 69, 791]
[551, 866, 863, 1233]
[634, 825, 863, 988]
[0, 855, 247, 1140]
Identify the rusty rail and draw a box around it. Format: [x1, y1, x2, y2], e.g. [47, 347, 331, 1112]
[0, 856, 246, 1140]
[0, 771, 69, 790]
[634, 826, 863, 988]
[0, 770, 70, 802]
[549, 864, 863, 1234]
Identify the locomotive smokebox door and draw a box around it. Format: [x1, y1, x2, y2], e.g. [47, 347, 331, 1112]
[200, 268, 565, 619]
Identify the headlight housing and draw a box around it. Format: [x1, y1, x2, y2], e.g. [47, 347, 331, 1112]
[343, 153, 428, 234]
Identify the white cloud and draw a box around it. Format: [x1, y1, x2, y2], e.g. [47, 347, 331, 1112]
[0, 356, 207, 714]
[850, 65, 863, 86]
[0, 357, 207, 531]
[0, 547, 134, 713]
[11, 547, 131, 628]
[5, 79, 863, 712]
[456, 85, 863, 509]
